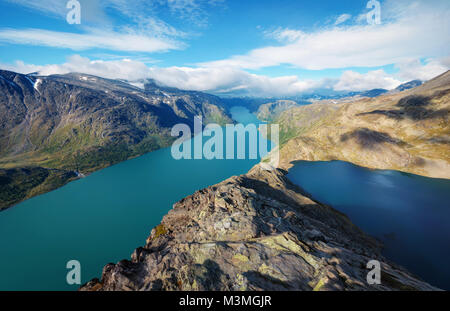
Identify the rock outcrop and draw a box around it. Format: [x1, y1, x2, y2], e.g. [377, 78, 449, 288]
[81, 165, 438, 291]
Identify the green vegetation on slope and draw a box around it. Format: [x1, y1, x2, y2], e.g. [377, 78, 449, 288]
[0, 70, 232, 210]
[0, 167, 77, 210]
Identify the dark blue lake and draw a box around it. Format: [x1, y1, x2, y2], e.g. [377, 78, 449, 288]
[287, 160, 450, 290]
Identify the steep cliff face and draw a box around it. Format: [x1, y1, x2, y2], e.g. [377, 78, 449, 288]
[276, 71, 450, 179]
[81, 165, 438, 291]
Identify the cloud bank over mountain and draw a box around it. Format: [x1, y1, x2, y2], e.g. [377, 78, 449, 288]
[3, 55, 447, 97]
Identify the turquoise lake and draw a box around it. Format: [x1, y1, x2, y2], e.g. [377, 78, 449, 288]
[0, 106, 269, 291]
[287, 161, 450, 290]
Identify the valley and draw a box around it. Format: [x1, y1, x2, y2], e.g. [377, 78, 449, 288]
[0, 69, 449, 291]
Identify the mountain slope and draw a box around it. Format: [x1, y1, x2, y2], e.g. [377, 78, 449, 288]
[0, 167, 78, 210]
[0, 70, 231, 210]
[275, 71, 450, 179]
[256, 100, 300, 122]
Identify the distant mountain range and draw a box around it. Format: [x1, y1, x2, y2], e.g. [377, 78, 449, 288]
[0, 70, 231, 210]
[220, 80, 424, 112]
[292, 80, 423, 100]
[236, 80, 426, 122]
[392, 80, 423, 92]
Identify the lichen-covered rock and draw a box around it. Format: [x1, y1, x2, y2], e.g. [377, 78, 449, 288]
[81, 165, 439, 291]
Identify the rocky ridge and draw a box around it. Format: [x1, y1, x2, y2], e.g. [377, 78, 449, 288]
[81, 165, 438, 291]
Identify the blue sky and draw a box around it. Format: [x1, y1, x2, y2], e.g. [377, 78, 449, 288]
[0, 0, 449, 96]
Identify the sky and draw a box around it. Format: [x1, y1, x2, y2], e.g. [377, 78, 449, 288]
[0, 0, 449, 97]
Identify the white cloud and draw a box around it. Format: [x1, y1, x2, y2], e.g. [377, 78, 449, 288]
[334, 70, 402, 91]
[441, 56, 450, 68]
[162, 0, 223, 26]
[0, 55, 151, 81]
[331, 58, 449, 92]
[7, 0, 223, 28]
[334, 14, 352, 26]
[395, 59, 449, 82]
[5, 0, 67, 17]
[266, 28, 304, 43]
[148, 66, 328, 96]
[2, 55, 448, 96]
[2, 0, 210, 53]
[0, 60, 43, 75]
[0, 28, 183, 52]
[333, 58, 449, 92]
[200, 0, 450, 70]
[6, 0, 111, 25]
[0, 55, 328, 96]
